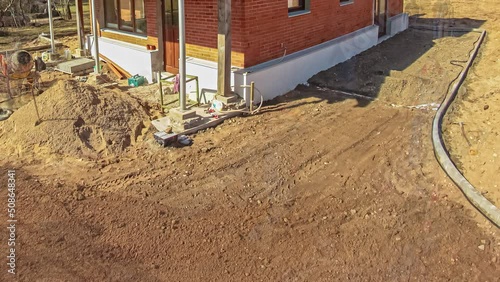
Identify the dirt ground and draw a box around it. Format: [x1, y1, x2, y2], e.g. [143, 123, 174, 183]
[1, 0, 500, 281]
[426, 1, 500, 208]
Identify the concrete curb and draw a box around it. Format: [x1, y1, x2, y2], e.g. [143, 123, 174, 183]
[431, 29, 500, 227]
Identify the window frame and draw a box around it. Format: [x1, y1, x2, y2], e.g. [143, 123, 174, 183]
[339, 0, 355, 6]
[288, 0, 305, 13]
[104, 0, 147, 35]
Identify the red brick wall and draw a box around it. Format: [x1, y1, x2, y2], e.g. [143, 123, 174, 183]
[183, 0, 377, 67]
[145, 0, 157, 37]
[96, 0, 404, 68]
[388, 0, 404, 17]
[184, 0, 246, 54]
[242, 0, 374, 67]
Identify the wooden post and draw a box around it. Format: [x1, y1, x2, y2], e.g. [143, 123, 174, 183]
[75, 0, 85, 51]
[217, 0, 231, 97]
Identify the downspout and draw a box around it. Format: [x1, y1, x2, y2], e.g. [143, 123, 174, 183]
[178, 0, 187, 111]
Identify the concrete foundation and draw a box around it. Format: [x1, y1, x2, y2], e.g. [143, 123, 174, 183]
[215, 95, 239, 104]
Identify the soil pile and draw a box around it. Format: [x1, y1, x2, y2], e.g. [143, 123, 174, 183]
[0, 80, 148, 159]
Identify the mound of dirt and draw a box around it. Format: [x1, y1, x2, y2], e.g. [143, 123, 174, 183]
[0, 80, 148, 159]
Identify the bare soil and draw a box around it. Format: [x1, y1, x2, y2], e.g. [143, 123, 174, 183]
[0, 80, 149, 159]
[432, 0, 500, 208]
[0, 1, 499, 281]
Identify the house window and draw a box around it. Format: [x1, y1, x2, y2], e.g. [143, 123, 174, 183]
[288, 0, 305, 12]
[340, 0, 354, 5]
[105, 0, 147, 34]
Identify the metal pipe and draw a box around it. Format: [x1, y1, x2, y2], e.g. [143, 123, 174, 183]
[157, 72, 164, 113]
[91, 0, 100, 74]
[47, 0, 56, 53]
[250, 81, 255, 113]
[242, 72, 248, 106]
[178, 0, 187, 111]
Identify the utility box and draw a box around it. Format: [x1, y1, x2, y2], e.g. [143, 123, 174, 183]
[128, 75, 145, 87]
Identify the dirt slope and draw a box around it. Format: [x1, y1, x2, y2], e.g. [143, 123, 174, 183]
[0, 80, 148, 159]
[422, 0, 500, 207]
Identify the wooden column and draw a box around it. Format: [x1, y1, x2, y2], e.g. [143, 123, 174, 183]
[75, 0, 85, 50]
[217, 0, 231, 97]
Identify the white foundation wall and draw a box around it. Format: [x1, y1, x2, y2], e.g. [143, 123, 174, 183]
[184, 58, 236, 102]
[388, 13, 409, 36]
[88, 18, 409, 104]
[233, 25, 380, 103]
[87, 35, 159, 83]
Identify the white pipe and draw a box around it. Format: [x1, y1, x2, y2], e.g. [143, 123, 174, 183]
[242, 72, 248, 107]
[47, 0, 56, 53]
[178, 0, 186, 111]
[91, 0, 100, 74]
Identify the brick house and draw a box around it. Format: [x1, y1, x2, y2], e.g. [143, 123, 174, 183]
[88, 0, 408, 102]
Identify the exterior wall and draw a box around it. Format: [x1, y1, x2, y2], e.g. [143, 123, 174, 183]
[182, 0, 382, 68]
[93, 0, 158, 48]
[92, 0, 406, 70]
[184, 0, 246, 67]
[89, 36, 159, 83]
[89, 0, 407, 100]
[387, 12, 409, 36]
[234, 25, 380, 103]
[242, 0, 373, 67]
[388, 0, 404, 17]
[186, 44, 244, 68]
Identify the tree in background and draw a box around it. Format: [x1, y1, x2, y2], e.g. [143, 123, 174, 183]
[56, 0, 72, 20]
[0, 0, 29, 27]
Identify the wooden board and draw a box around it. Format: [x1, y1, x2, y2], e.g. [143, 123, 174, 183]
[106, 61, 124, 79]
[99, 54, 132, 78]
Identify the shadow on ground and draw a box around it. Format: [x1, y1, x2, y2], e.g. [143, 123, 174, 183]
[263, 16, 485, 112]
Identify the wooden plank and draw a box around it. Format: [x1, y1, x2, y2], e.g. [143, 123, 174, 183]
[0, 43, 63, 55]
[217, 0, 231, 97]
[98, 54, 132, 78]
[106, 62, 124, 79]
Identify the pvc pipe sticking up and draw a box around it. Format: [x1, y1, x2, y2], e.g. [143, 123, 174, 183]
[47, 0, 56, 53]
[178, 0, 187, 111]
[91, 0, 100, 74]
